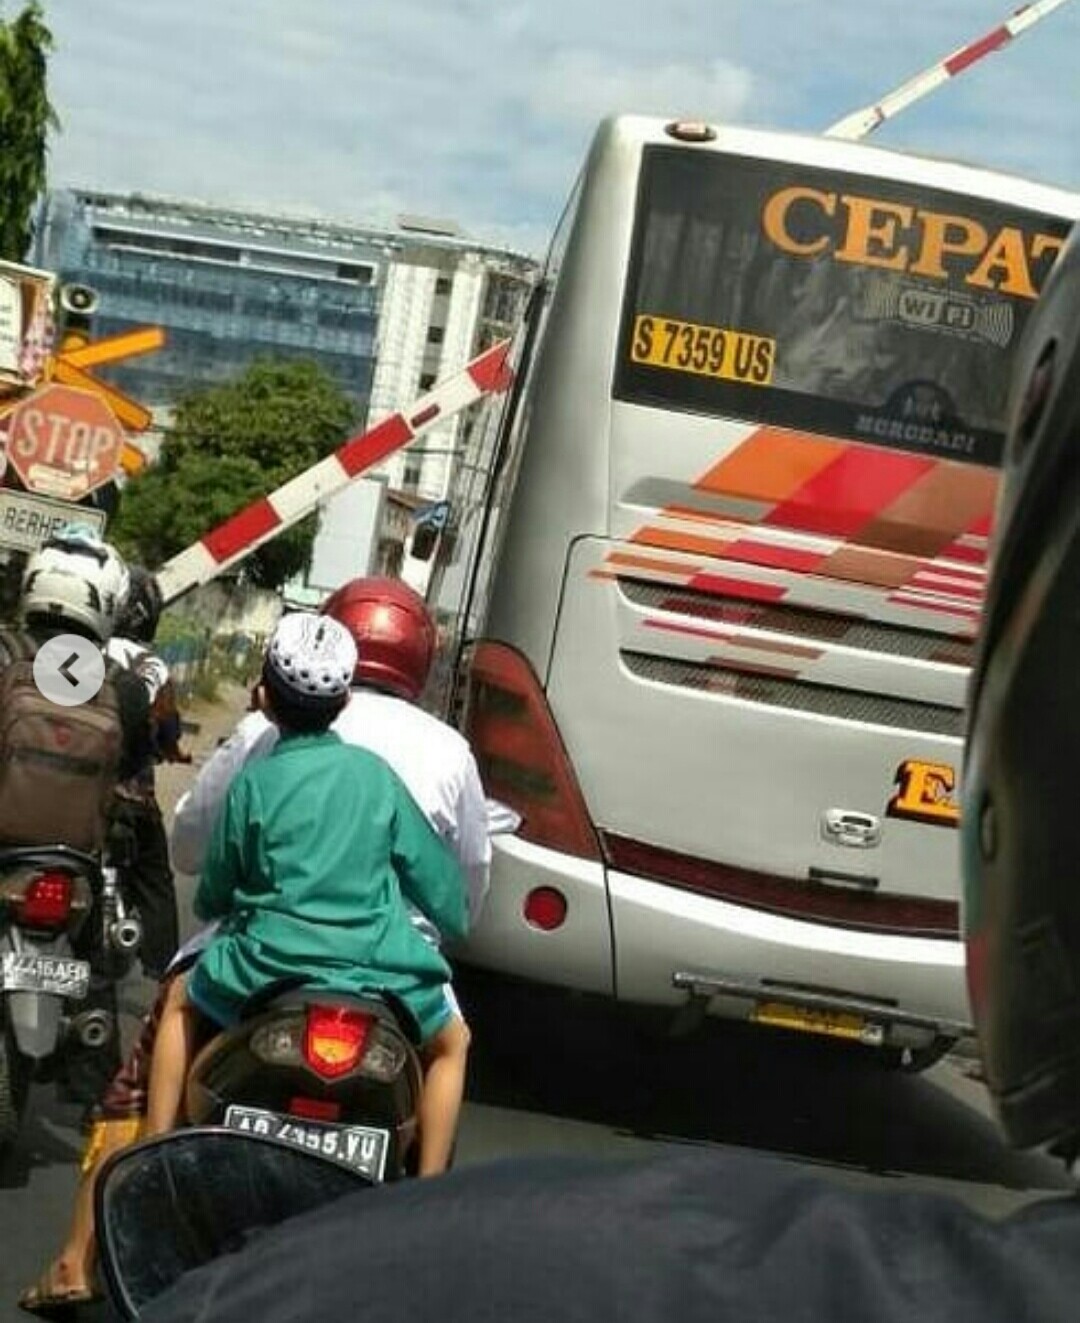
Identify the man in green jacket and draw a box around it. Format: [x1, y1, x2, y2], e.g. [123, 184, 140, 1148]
[144, 611, 468, 1176]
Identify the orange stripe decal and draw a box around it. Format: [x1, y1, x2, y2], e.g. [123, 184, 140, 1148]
[630, 527, 734, 557]
[694, 428, 845, 503]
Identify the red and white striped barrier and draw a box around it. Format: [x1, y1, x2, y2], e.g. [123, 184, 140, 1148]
[155, 339, 512, 604]
[825, 0, 1072, 141]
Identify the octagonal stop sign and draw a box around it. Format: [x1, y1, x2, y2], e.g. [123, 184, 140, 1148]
[7, 384, 125, 501]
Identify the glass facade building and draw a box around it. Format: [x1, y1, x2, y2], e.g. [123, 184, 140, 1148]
[32, 191, 387, 409]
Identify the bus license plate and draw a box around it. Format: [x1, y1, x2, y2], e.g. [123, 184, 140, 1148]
[0, 952, 90, 998]
[751, 1000, 870, 1042]
[223, 1104, 389, 1183]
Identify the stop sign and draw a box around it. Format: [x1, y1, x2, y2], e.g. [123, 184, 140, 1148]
[7, 384, 125, 501]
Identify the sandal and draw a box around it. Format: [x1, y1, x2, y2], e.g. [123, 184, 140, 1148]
[18, 1273, 100, 1319]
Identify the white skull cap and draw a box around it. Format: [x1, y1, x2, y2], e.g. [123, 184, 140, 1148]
[266, 612, 357, 700]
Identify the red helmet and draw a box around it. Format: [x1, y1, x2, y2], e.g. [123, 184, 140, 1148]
[320, 576, 436, 702]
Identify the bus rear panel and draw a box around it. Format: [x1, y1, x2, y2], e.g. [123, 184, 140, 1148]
[449, 117, 1080, 1058]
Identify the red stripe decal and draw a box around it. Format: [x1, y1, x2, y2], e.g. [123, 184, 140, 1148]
[967, 513, 994, 538]
[910, 575, 984, 601]
[337, 413, 413, 478]
[203, 499, 280, 563]
[644, 618, 733, 642]
[944, 26, 1011, 76]
[941, 541, 987, 566]
[688, 573, 787, 603]
[926, 558, 985, 582]
[765, 448, 935, 538]
[889, 593, 981, 620]
[723, 539, 828, 573]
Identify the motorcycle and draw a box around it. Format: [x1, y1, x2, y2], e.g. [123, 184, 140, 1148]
[94, 985, 424, 1318]
[0, 842, 143, 1153]
[0, 845, 99, 1151]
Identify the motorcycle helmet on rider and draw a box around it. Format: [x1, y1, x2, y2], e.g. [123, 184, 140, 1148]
[20, 524, 130, 644]
[115, 566, 165, 645]
[962, 223, 1080, 1157]
[320, 577, 436, 702]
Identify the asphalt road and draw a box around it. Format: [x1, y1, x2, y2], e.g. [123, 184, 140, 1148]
[2, 957, 1073, 1323]
[0, 692, 1073, 1318]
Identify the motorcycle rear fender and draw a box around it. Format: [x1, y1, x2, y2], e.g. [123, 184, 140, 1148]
[6, 988, 62, 1058]
[0, 928, 71, 1058]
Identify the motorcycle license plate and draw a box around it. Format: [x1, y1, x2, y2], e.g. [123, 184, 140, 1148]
[0, 951, 90, 998]
[223, 1105, 389, 1183]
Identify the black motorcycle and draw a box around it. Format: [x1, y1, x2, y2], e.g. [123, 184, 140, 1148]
[94, 986, 424, 1318]
[0, 845, 104, 1152]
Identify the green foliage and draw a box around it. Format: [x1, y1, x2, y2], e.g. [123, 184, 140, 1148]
[0, 3, 58, 261]
[112, 359, 357, 590]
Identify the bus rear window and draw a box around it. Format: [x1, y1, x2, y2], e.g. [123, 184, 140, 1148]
[614, 146, 1071, 468]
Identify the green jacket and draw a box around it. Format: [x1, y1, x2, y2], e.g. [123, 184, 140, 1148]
[192, 731, 467, 1021]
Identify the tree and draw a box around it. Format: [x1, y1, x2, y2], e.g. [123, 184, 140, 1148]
[0, 2, 58, 261]
[112, 360, 357, 590]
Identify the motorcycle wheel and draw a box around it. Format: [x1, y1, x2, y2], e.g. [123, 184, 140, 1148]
[0, 1020, 30, 1152]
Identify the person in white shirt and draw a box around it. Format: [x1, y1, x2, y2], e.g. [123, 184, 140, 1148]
[172, 576, 491, 930]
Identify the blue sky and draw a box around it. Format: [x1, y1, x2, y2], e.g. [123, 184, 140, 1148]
[30, 0, 1080, 256]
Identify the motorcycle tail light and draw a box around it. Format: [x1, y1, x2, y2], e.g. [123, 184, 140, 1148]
[250, 1015, 305, 1067]
[304, 1006, 373, 1080]
[19, 872, 74, 928]
[360, 1023, 409, 1083]
[288, 1095, 342, 1122]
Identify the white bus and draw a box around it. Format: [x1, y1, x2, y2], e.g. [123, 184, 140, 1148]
[429, 115, 1080, 1067]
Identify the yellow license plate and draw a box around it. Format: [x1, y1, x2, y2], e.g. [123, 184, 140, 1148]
[751, 1000, 868, 1042]
[629, 315, 776, 386]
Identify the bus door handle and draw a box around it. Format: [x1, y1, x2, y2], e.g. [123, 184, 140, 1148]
[821, 809, 882, 849]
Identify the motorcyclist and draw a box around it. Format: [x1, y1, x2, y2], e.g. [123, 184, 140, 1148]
[0, 526, 152, 782]
[0, 528, 155, 1146]
[18, 578, 489, 1316]
[104, 565, 182, 979]
[143, 612, 468, 1173]
[134, 222, 1080, 1323]
[171, 575, 490, 923]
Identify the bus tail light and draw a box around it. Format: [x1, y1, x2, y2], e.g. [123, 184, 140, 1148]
[523, 887, 569, 931]
[463, 641, 602, 863]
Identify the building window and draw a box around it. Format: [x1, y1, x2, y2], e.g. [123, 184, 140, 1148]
[435, 276, 452, 295]
[419, 372, 436, 392]
[426, 325, 445, 344]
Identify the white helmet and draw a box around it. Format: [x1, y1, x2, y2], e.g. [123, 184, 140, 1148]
[265, 612, 356, 702]
[21, 524, 130, 643]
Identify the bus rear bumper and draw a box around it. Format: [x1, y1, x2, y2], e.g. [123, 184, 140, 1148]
[454, 835, 974, 1049]
[609, 870, 974, 1049]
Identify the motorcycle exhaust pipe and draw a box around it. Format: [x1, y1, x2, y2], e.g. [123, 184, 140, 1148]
[70, 1009, 114, 1049]
[108, 917, 143, 953]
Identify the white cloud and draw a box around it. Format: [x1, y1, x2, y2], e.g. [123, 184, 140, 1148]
[32, 0, 1080, 259]
[524, 50, 756, 128]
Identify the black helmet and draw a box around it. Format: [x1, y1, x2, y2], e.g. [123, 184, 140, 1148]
[962, 224, 1080, 1154]
[115, 565, 164, 644]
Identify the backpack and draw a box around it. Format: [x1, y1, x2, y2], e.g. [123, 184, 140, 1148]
[0, 629, 123, 853]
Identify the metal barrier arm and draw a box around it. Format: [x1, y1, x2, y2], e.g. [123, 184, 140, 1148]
[154, 340, 512, 605]
[825, 0, 1072, 141]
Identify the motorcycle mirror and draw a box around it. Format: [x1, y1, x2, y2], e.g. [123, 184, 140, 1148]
[95, 1127, 363, 1319]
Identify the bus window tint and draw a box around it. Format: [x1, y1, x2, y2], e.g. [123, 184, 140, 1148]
[615, 147, 1071, 467]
